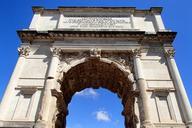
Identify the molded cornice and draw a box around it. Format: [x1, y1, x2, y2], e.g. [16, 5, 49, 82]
[17, 30, 176, 44]
[32, 6, 163, 14]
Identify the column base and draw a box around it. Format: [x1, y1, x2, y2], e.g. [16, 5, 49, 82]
[34, 120, 52, 128]
[141, 120, 155, 128]
[0, 120, 35, 128]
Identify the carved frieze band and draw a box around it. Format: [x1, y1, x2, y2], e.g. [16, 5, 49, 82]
[18, 46, 30, 57]
[18, 30, 177, 43]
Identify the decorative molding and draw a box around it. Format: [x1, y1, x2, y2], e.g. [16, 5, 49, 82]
[32, 6, 163, 15]
[17, 46, 30, 57]
[147, 88, 175, 92]
[17, 30, 177, 44]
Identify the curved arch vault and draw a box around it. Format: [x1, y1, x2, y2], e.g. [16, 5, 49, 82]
[51, 55, 139, 128]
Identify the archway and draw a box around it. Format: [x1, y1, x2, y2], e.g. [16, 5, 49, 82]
[67, 88, 124, 128]
[51, 58, 138, 128]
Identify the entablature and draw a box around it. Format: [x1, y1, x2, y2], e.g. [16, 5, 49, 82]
[17, 30, 177, 44]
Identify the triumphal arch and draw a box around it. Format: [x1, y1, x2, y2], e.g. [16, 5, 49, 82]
[0, 7, 192, 128]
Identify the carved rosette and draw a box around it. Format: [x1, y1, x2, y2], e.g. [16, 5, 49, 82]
[51, 47, 62, 58]
[164, 49, 175, 58]
[18, 46, 30, 57]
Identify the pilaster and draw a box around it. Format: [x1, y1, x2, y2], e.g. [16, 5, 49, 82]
[34, 47, 61, 128]
[0, 46, 30, 120]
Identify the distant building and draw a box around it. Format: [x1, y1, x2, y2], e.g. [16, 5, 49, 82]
[0, 7, 191, 128]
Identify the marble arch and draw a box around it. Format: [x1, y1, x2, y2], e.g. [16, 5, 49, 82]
[51, 55, 138, 128]
[1, 6, 192, 128]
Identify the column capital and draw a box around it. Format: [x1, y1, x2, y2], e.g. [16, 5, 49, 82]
[130, 49, 142, 58]
[50, 47, 62, 58]
[18, 46, 30, 57]
[164, 48, 175, 58]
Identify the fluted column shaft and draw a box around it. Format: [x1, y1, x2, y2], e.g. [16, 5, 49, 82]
[0, 46, 30, 120]
[132, 49, 152, 127]
[36, 48, 61, 126]
[165, 49, 192, 127]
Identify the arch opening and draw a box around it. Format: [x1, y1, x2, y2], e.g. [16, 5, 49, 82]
[67, 88, 124, 128]
[52, 59, 138, 128]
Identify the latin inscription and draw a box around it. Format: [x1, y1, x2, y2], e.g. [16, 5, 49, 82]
[59, 17, 131, 30]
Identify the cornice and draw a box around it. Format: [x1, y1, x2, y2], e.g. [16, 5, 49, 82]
[17, 30, 177, 44]
[32, 6, 162, 14]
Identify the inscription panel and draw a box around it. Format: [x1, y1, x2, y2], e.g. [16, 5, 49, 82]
[59, 17, 131, 30]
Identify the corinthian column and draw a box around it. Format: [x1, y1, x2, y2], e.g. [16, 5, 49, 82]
[0, 46, 30, 120]
[132, 49, 153, 128]
[35, 48, 61, 128]
[164, 48, 192, 127]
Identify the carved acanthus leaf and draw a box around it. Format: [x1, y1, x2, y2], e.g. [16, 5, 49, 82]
[130, 49, 141, 57]
[18, 46, 30, 57]
[164, 49, 175, 58]
[51, 48, 62, 57]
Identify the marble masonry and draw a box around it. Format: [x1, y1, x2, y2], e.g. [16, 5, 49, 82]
[0, 7, 191, 128]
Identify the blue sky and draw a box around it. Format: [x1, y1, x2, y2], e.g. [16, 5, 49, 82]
[0, 0, 192, 127]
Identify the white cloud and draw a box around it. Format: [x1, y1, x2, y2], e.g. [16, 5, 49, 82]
[95, 110, 111, 122]
[75, 88, 99, 98]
